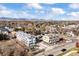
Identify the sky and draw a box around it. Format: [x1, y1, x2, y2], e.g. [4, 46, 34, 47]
[0, 3, 79, 21]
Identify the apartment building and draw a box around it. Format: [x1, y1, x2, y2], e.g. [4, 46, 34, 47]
[42, 34, 61, 45]
[15, 31, 36, 48]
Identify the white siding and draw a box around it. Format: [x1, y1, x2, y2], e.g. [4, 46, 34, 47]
[16, 31, 36, 47]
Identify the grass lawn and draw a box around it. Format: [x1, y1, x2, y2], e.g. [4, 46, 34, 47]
[57, 47, 79, 56]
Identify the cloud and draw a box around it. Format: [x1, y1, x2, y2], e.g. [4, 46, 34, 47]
[0, 5, 30, 18]
[52, 8, 65, 15]
[0, 4, 38, 19]
[45, 3, 56, 4]
[0, 10, 11, 16]
[27, 3, 42, 9]
[69, 3, 79, 9]
[0, 5, 12, 16]
[67, 12, 79, 17]
[66, 12, 79, 20]
[0, 5, 13, 17]
[0, 5, 7, 10]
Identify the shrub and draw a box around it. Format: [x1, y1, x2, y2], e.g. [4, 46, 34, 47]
[0, 33, 10, 40]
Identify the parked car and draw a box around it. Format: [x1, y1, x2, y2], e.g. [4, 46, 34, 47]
[48, 54, 54, 56]
[61, 49, 66, 52]
[66, 40, 72, 43]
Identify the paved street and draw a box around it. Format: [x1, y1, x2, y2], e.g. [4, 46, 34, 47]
[35, 39, 77, 56]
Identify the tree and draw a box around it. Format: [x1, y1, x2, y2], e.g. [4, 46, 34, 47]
[14, 27, 25, 31]
[0, 33, 10, 40]
[76, 42, 79, 53]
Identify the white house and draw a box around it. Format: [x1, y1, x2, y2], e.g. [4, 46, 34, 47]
[66, 31, 75, 37]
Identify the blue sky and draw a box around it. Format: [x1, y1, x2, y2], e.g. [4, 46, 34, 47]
[0, 3, 79, 20]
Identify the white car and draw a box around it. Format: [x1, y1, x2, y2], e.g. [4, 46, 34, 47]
[66, 40, 72, 43]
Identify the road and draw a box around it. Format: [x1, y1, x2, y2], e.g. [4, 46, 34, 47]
[35, 40, 77, 56]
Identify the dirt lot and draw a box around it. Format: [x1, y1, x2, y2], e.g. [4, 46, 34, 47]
[0, 39, 31, 56]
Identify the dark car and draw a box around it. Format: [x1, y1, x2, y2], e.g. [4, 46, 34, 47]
[48, 54, 54, 56]
[61, 49, 66, 52]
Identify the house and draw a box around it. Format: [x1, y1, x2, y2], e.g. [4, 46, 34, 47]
[66, 31, 75, 37]
[0, 27, 10, 35]
[15, 31, 36, 48]
[45, 25, 58, 34]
